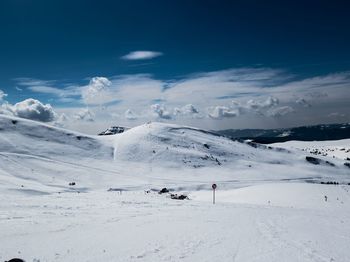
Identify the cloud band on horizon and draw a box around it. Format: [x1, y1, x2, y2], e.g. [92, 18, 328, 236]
[1, 67, 349, 134]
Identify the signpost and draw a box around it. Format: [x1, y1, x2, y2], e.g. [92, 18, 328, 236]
[212, 183, 217, 204]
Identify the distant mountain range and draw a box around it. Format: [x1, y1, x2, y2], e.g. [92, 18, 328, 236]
[97, 123, 350, 144]
[215, 123, 350, 144]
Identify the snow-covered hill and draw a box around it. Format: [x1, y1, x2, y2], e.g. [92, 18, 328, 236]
[271, 139, 350, 162]
[1, 115, 350, 262]
[0, 115, 114, 160]
[1, 115, 349, 195]
[109, 122, 282, 167]
[0, 115, 121, 194]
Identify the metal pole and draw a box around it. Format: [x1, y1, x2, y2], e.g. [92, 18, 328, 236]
[212, 183, 217, 205]
[213, 188, 215, 204]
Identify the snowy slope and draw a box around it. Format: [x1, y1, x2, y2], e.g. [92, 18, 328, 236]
[1, 115, 350, 261]
[1, 184, 350, 262]
[1, 115, 350, 195]
[271, 139, 350, 161]
[109, 122, 275, 166]
[107, 122, 350, 185]
[0, 115, 128, 194]
[0, 115, 114, 160]
[108, 121, 350, 172]
[192, 182, 350, 208]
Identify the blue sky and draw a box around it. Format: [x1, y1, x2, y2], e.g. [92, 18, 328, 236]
[0, 0, 349, 133]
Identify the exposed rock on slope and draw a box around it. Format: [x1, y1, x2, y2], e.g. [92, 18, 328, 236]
[98, 126, 129, 136]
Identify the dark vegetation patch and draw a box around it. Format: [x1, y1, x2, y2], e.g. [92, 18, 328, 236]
[243, 140, 289, 153]
[158, 188, 169, 194]
[320, 181, 340, 185]
[305, 156, 335, 167]
[307, 180, 350, 185]
[107, 188, 126, 192]
[170, 194, 188, 200]
[156, 188, 189, 200]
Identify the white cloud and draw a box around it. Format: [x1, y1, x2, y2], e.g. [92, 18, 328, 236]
[267, 106, 294, 117]
[2, 98, 57, 122]
[0, 90, 7, 101]
[296, 98, 311, 107]
[327, 112, 346, 118]
[151, 104, 171, 119]
[121, 51, 163, 60]
[228, 96, 279, 117]
[15, 78, 81, 102]
[80, 75, 164, 107]
[125, 109, 137, 120]
[15, 78, 56, 86]
[110, 75, 164, 102]
[13, 68, 350, 132]
[74, 108, 95, 122]
[246, 96, 279, 110]
[173, 104, 202, 119]
[174, 104, 198, 114]
[81, 77, 112, 105]
[163, 68, 288, 106]
[208, 106, 239, 119]
[53, 113, 69, 127]
[28, 85, 66, 96]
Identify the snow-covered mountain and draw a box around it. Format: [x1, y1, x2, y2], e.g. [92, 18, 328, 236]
[1, 114, 349, 194]
[1, 114, 350, 262]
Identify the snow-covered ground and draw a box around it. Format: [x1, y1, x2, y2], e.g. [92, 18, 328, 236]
[272, 139, 350, 161]
[0, 115, 350, 261]
[2, 185, 350, 262]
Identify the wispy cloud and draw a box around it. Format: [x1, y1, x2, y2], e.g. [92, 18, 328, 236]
[0, 90, 7, 101]
[28, 85, 68, 96]
[74, 108, 95, 122]
[14, 78, 81, 103]
[121, 51, 163, 60]
[10, 68, 350, 132]
[124, 109, 138, 120]
[15, 78, 56, 86]
[266, 106, 294, 117]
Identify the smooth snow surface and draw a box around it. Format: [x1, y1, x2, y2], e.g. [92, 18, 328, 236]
[272, 139, 350, 161]
[0, 115, 350, 261]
